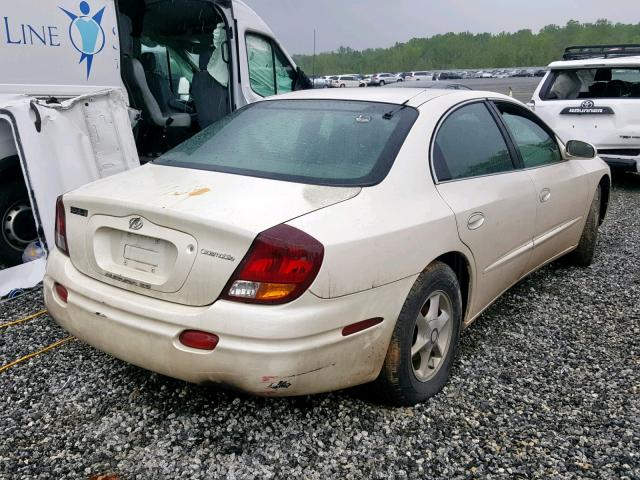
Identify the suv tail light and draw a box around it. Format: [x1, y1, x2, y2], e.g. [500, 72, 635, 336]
[222, 224, 324, 305]
[55, 196, 69, 256]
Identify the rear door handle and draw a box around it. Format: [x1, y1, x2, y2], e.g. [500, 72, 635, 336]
[467, 212, 485, 230]
[539, 188, 551, 203]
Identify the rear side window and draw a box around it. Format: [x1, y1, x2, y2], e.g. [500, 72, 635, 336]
[494, 102, 562, 168]
[156, 100, 418, 186]
[433, 102, 514, 181]
[246, 33, 295, 97]
[542, 68, 640, 100]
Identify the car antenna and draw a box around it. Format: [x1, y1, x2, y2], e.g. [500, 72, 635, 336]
[382, 90, 425, 119]
[312, 29, 316, 82]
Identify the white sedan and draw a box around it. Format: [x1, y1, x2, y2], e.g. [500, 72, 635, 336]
[45, 89, 610, 405]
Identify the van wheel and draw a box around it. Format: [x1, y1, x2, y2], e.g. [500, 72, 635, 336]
[372, 261, 462, 406]
[0, 179, 37, 266]
[564, 185, 600, 267]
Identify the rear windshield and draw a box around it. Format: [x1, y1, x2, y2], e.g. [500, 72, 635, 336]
[542, 67, 640, 100]
[155, 100, 418, 186]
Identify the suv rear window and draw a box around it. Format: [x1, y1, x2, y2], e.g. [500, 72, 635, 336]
[542, 67, 640, 100]
[155, 100, 418, 186]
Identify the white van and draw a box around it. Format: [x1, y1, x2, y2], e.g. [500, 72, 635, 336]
[0, 0, 310, 296]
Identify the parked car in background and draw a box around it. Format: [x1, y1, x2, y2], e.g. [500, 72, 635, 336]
[359, 75, 373, 87]
[385, 81, 471, 90]
[326, 75, 339, 88]
[405, 71, 433, 81]
[529, 44, 640, 173]
[436, 71, 463, 80]
[514, 69, 534, 77]
[333, 75, 362, 88]
[47, 87, 609, 405]
[369, 73, 401, 86]
[311, 76, 328, 88]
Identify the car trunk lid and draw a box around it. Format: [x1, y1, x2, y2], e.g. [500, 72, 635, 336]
[63, 163, 360, 306]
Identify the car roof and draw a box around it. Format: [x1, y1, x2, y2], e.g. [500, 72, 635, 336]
[266, 88, 511, 109]
[548, 56, 640, 69]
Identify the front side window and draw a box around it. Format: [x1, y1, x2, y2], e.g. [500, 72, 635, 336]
[495, 102, 562, 168]
[433, 102, 514, 181]
[246, 33, 295, 97]
[542, 67, 640, 100]
[156, 99, 418, 186]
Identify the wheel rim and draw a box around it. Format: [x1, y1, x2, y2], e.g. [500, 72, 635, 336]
[411, 290, 453, 382]
[2, 201, 37, 252]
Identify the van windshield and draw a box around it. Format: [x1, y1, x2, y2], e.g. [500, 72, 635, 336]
[155, 100, 418, 186]
[542, 67, 640, 100]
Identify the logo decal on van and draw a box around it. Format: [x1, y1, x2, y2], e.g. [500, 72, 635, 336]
[59, 1, 106, 79]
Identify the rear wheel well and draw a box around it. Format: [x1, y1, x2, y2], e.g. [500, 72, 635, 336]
[598, 175, 610, 225]
[434, 252, 471, 323]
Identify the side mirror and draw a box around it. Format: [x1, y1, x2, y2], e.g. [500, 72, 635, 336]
[177, 77, 190, 101]
[565, 140, 596, 159]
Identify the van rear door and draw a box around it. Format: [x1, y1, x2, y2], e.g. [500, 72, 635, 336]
[0, 89, 138, 296]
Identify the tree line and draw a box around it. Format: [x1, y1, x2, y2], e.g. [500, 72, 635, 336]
[293, 20, 640, 75]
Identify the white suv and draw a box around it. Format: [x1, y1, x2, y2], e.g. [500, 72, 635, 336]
[405, 71, 433, 81]
[332, 75, 361, 88]
[529, 44, 640, 173]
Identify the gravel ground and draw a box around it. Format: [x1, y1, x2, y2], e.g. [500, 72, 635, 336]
[1, 174, 639, 480]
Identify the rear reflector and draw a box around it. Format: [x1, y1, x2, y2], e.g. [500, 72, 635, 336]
[54, 283, 68, 303]
[342, 317, 383, 336]
[179, 330, 219, 351]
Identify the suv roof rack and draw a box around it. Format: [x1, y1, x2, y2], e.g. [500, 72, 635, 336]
[563, 44, 640, 60]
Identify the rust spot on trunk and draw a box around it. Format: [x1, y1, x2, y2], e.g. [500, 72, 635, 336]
[188, 187, 211, 197]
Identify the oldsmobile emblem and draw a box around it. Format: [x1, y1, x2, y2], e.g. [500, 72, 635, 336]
[129, 217, 143, 231]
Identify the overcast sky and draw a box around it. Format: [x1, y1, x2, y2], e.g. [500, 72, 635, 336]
[242, 0, 639, 55]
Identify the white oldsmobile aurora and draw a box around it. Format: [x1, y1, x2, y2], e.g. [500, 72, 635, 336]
[45, 89, 610, 405]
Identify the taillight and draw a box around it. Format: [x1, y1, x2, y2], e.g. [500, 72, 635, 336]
[222, 224, 324, 305]
[55, 196, 69, 256]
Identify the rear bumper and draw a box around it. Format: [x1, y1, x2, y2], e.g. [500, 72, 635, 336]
[600, 156, 640, 173]
[44, 249, 414, 396]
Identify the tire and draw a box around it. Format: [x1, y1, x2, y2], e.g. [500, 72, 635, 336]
[0, 178, 37, 267]
[340, 84, 346, 88]
[379, 80, 385, 86]
[564, 185, 600, 267]
[372, 261, 462, 406]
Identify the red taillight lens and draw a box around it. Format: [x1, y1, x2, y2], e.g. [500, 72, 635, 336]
[222, 224, 324, 305]
[179, 330, 219, 350]
[54, 282, 68, 303]
[55, 196, 68, 256]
